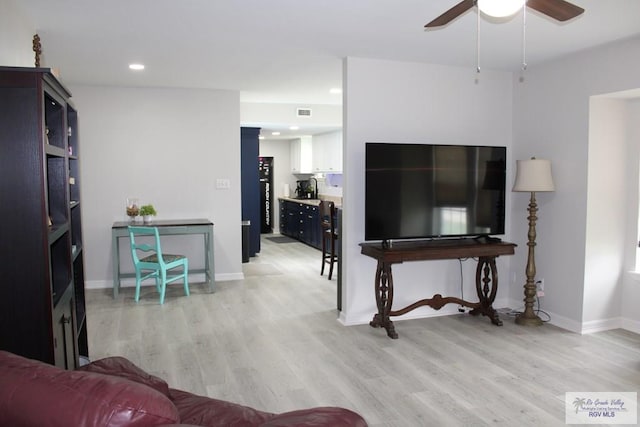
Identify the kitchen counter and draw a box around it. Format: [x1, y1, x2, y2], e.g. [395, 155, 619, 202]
[279, 197, 341, 208]
[279, 197, 321, 206]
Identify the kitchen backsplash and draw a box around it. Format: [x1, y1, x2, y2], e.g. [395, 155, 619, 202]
[316, 174, 342, 197]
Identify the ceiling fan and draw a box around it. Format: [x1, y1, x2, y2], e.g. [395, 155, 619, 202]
[425, 0, 585, 28]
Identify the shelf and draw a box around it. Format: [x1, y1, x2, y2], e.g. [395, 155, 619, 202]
[48, 223, 69, 244]
[45, 144, 66, 157]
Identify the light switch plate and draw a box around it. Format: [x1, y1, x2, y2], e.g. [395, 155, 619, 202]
[216, 178, 231, 189]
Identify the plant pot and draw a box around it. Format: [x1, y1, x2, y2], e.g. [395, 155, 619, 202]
[143, 215, 153, 224]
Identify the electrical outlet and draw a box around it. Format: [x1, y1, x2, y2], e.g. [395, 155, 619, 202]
[537, 278, 545, 297]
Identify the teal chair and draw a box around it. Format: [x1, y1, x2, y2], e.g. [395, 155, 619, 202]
[128, 226, 189, 304]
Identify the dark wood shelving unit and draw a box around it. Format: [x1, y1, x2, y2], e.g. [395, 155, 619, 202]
[0, 66, 88, 368]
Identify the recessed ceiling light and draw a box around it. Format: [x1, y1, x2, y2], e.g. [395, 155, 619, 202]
[258, 135, 265, 140]
[129, 63, 145, 71]
[329, 88, 342, 94]
[289, 126, 299, 130]
[272, 131, 281, 136]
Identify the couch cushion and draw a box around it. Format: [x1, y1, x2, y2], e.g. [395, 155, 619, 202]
[169, 388, 274, 427]
[78, 356, 171, 397]
[261, 407, 368, 427]
[0, 351, 179, 427]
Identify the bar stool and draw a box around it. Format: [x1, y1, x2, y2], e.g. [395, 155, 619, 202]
[319, 201, 338, 280]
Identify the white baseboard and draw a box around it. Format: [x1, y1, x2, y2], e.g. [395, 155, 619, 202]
[86, 280, 113, 290]
[621, 318, 640, 334]
[215, 272, 244, 281]
[503, 297, 638, 335]
[548, 312, 587, 333]
[85, 272, 243, 290]
[579, 317, 624, 334]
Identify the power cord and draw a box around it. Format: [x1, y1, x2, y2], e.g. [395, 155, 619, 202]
[455, 259, 551, 323]
[457, 257, 474, 312]
[534, 294, 551, 322]
[504, 282, 551, 323]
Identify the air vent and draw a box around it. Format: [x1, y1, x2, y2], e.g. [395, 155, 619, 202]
[296, 107, 312, 118]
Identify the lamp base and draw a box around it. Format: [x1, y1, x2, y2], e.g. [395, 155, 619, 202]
[515, 312, 543, 326]
[516, 191, 544, 328]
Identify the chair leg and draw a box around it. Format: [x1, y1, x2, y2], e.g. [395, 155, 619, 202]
[320, 234, 327, 276]
[328, 238, 335, 280]
[134, 270, 142, 302]
[183, 260, 190, 297]
[155, 274, 161, 293]
[159, 269, 167, 305]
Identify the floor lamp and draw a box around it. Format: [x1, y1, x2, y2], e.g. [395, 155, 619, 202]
[512, 158, 555, 326]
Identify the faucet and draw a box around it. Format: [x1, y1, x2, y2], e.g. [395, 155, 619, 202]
[309, 177, 318, 199]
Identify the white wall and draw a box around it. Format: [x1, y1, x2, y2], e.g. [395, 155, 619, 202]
[241, 102, 341, 130]
[69, 85, 243, 288]
[0, 0, 35, 67]
[584, 98, 627, 327]
[341, 57, 515, 325]
[622, 99, 640, 331]
[512, 36, 640, 332]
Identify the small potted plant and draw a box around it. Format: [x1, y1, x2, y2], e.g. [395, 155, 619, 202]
[139, 204, 157, 224]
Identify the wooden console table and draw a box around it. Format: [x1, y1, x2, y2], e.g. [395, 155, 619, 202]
[360, 239, 516, 339]
[112, 219, 215, 298]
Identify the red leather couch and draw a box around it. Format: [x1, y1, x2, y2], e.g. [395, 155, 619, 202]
[0, 350, 367, 426]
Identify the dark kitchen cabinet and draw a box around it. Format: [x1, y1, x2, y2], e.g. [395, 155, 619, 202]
[301, 204, 320, 248]
[0, 67, 88, 369]
[279, 199, 320, 249]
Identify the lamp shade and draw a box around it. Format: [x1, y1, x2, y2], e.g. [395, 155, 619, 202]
[478, 0, 526, 18]
[512, 158, 555, 192]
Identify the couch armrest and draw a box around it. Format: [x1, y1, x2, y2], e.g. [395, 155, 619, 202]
[78, 356, 171, 397]
[0, 351, 179, 427]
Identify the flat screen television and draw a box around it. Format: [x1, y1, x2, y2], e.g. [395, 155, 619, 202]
[365, 142, 506, 242]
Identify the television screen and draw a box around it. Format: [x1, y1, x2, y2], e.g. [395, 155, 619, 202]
[365, 143, 506, 242]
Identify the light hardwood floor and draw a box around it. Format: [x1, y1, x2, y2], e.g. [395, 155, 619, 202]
[87, 236, 640, 426]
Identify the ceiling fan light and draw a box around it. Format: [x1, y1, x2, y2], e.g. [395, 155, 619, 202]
[478, 0, 526, 18]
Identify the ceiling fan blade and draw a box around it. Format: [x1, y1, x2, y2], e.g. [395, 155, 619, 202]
[425, 0, 476, 28]
[526, 0, 585, 21]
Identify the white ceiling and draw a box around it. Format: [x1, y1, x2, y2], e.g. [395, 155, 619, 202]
[16, 0, 640, 138]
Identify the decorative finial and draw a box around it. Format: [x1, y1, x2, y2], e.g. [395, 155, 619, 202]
[33, 34, 42, 67]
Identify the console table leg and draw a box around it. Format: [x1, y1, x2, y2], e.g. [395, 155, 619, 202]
[369, 261, 398, 339]
[470, 256, 503, 326]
